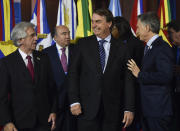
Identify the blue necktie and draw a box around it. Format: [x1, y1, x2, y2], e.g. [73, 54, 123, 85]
[144, 45, 149, 55]
[177, 48, 180, 65]
[99, 39, 106, 71]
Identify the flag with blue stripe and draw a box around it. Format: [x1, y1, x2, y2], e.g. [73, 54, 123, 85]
[30, 0, 52, 51]
[0, 0, 17, 58]
[108, 0, 122, 16]
[56, 0, 77, 40]
[130, 0, 144, 35]
[14, 0, 21, 23]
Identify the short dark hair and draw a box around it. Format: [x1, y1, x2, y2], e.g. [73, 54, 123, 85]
[93, 8, 113, 23]
[113, 16, 133, 40]
[166, 20, 180, 32]
[138, 12, 160, 34]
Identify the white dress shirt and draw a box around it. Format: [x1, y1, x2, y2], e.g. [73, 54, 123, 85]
[96, 35, 111, 73]
[146, 34, 159, 49]
[56, 43, 69, 64]
[18, 49, 34, 66]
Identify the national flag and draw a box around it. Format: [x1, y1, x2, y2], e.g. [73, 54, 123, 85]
[30, 0, 52, 51]
[169, 0, 176, 20]
[75, 0, 93, 40]
[14, 0, 21, 23]
[158, 0, 172, 47]
[130, 0, 144, 35]
[108, 0, 122, 17]
[56, 0, 77, 40]
[0, 0, 17, 58]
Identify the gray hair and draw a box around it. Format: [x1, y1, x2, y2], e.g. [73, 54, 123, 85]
[11, 22, 35, 47]
[138, 12, 160, 34]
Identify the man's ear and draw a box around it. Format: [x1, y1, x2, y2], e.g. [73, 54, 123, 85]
[54, 35, 57, 41]
[145, 25, 150, 32]
[108, 21, 112, 28]
[18, 38, 24, 45]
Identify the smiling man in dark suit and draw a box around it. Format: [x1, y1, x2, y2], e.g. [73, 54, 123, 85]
[44, 25, 76, 131]
[127, 12, 174, 131]
[0, 22, 57, 131]
[68, 8, 135, 131]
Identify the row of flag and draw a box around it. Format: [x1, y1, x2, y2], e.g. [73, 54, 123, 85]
[0, 0, 177, 59]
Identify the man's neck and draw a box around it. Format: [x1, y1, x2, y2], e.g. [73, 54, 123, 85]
[19, 47, 33, 55]
[145, 32, 157, 43]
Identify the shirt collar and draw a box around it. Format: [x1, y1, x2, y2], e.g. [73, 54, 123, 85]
[18, 48, 33, 60]
[56, 42, 67, 50]
[146, 34, 159, 47]
[96, 34, 111, 43]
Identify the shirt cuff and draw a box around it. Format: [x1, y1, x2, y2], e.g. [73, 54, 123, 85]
[70, 102, 80, 107]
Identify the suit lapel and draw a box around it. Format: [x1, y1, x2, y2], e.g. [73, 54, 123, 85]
[142, 36, 161, 64]
[52, 44, 66, 75]
[104, 37, 119, 74]
[33, 51, 41, 84]
[14, 50, 34, 82]
[68, 45, 73, 67]
[89, 36, 103, 74]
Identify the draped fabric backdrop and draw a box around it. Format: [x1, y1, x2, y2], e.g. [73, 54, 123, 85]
[23, 0, 180, 34]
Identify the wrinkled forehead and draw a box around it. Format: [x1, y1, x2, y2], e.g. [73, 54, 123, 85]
[26, 27, 36, 34]
[92, 13, 106, 20]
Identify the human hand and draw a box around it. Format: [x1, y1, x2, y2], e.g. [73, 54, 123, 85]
[48, 113, 56, 131]
[70, 104, 82, 116]
[3, 122, 18, 131]
[127, 59, 140, 78]
[122, 112, 134, 128]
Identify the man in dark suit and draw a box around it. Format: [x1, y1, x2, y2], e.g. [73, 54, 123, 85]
[166, 20, 180, 131]
[0, 22, 57, 131]
[112, 16, 144, 131]
[68, 9, 135, 131]
[127, 12, 174, 131]
[43, 25, 76, 131]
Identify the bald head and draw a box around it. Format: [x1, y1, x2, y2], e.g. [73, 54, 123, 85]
[54, 25, 70, 47]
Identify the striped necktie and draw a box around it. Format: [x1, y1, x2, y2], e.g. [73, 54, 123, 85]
[99, 39, 106, 71]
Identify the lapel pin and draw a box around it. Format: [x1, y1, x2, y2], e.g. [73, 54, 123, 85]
[37, 57, 40, 60]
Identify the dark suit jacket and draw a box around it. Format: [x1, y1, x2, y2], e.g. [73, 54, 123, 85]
[122, 35, 144, 68]
[0, 50, 57, 129]
[68, 35, 135, 122]
[138, 36, 174, 117]
[43, 44, 74, 111]
[172, 45, 180, 92]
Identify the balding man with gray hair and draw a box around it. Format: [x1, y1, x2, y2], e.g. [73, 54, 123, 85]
[127, 12, 174, 131]
[0, 22, 57, 131]
[43, 25, 76, 131]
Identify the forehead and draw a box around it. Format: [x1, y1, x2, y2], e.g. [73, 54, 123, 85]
[57, 26, 70, 33]
[92, 13, 106, 21]
[169, 28, 176, 33]
[26, 27, 35, 34]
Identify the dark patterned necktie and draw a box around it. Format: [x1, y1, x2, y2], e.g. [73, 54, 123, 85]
[26, 55, 34, 81]
[99, 40, 106, 71]
[144, 45, 149, 55]
[61, 47, 68, 73]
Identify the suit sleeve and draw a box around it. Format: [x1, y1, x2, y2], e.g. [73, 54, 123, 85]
[45, 54, 58, 113]
[138, 45, 174, 85]
[67, 40, 82, 105]
[0, 59, 12, 126]
[123, 46, 135, 112]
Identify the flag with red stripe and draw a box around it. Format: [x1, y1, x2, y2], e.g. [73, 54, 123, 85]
[30, 0, 52, 51]
[158, 0, 172, 47]
[130, 0, 144, 35]
[0, 0, 17, 59]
